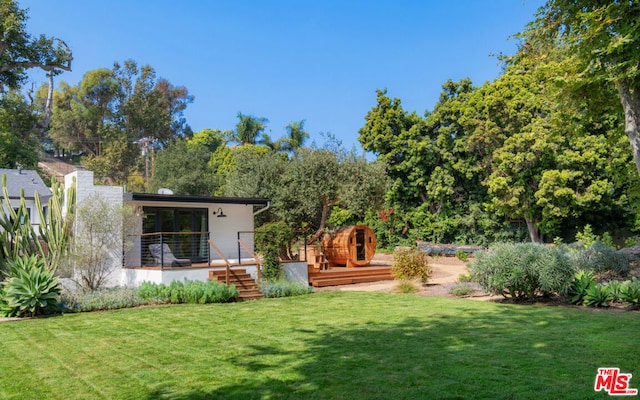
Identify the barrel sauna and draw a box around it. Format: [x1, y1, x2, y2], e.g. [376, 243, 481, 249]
[321, 225, 376, 268]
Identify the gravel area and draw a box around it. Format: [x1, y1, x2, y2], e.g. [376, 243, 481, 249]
[315, 253, 499, 300]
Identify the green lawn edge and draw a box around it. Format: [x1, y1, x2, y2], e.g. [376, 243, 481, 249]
[1, 292, 637, 399]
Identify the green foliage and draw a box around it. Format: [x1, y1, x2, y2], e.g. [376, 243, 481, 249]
[259, 278, 313, 298]
[136, 280, 238, 304]
[0, 255, 60, 317]
[256, 221, 294, 279]
[0, 172, 75, 275]
[58, 287, 145, 313]
[49, 60, 193, 186]
[0, 91, 40, 169]
[457, 273, 473, 282]
[570, 241, 630, 277]
[582, 283, 613, 308]
[574, 224, 600, 248]
[0, 0, 72, 91]
[70, 193, 136, 291]
[395, 280, 419, 294]
[565, 270, 596, 305]
[624, 236, 640, 248]
[470, 242, 574, 300]
[618, 277, 640, 305]
[455, 250, 469, 262]
[391, 247, 431, 283]
[449, 282, 475, 297]
[150, 138, 218, 195]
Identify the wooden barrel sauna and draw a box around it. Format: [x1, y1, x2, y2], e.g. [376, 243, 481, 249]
[321, 225, 376, 268]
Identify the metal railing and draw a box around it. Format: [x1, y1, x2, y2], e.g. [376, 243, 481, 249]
[127, 231, 210, 268]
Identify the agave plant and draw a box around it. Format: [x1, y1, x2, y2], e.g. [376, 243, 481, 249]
[565, 270, 595, 305]
[1, 256, 60, 317]
[583, 283, 613, 308]
[619, 277, 640, 305]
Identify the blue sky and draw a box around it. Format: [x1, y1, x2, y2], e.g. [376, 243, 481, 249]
[23, 0, 545, 153]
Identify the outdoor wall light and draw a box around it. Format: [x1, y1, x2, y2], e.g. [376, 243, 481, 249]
[213, 207, 226, 218]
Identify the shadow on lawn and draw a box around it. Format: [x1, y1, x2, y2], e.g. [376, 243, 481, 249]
[140, 299, 619, 400]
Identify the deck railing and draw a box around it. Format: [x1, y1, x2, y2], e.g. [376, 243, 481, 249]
[126, 231, 210, 268]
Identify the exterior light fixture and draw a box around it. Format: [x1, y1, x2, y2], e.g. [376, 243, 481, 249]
[213, 207, 226, 218]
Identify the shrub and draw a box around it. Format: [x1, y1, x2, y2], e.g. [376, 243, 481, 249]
[619, 277, 640, 305]
[457, 273, 473, 282]
[59, 287, 145, 313]
[565, 270, 596, 305]
[455, 250, 469, 262]
[0, 256, 60, 317]
[469, 242, 574, 300]
[137, 280, 238, 304]
[575, 224, 600, 248]
[261, 249, 282, 281]
[259, 279, 313, 298]
[255, 221, 294, 280]
[392, 247, 431, 283]
[449, 282, 475, 297]
[583, 283, 613, 307]
[570, 242, 630, 277]
[396, 280, 419, 294]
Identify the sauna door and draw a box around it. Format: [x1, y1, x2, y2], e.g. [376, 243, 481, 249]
[356, 228, 366, 261]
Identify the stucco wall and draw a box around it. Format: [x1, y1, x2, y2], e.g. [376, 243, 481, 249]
[65, 171, 125, 288]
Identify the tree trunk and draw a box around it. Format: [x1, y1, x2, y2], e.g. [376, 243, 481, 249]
[615, 79, 640, 176]
[524, 217, 543, 243]
[307, 196, 338, 244]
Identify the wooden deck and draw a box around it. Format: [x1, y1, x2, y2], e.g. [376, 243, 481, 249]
[308, 265, 394, 287]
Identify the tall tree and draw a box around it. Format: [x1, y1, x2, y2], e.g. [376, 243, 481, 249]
[227, 112, 269, 146]
[150, 138, 217, 195]
[0, 90, 39, 168]
[47, 60, 193, 185]
[0, 0, 72, 92]
[280, 120, 309, 153]
[520, 0, 640, 175]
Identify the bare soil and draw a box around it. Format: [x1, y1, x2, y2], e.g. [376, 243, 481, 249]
[315, 253, 501, 301]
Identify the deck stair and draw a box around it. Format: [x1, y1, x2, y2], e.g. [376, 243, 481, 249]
[304, 245, 329, 270]
[209, 268, 264, 301]
[308, 266, 394, 287]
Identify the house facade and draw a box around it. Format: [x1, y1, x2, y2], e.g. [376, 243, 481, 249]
[65, 170, 270, 287]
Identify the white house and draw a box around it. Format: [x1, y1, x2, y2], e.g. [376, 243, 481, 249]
[1, 168, 52, 228]
[65, 170, 272, 287]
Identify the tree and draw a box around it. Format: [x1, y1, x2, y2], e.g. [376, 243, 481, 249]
[187, 128, 226, 152]
[226, 112, 269, 146]
[520, 0, 640, 175]
[48, 60, 193, 185]
[0, 90, 39, 168]
[0, 0, 72, 92]
[358, 89, 431, 206]
[280, 120, 309, 153]
[70, 193, 136, 291]
[150, 138, 218, 195]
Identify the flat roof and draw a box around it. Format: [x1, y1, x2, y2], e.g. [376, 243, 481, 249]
[124, 192, 270, 206]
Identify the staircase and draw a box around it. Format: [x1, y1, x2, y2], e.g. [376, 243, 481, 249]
[304, 245, 329, 270]
[308, 266, 394, 287]
[209, 268, 264, 301]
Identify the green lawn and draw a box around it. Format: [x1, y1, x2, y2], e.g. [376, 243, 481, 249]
[0, 292, 638, 399]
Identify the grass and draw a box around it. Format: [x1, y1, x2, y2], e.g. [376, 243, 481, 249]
[1, 292, 639, 399]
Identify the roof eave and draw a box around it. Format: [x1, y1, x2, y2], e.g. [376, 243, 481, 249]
[123, 192, 270, 206]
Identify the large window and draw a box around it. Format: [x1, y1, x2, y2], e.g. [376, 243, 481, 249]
[143, 207, 209, 263]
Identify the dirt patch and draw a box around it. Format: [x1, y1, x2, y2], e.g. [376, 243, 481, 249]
[316, 253, 501, 301]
